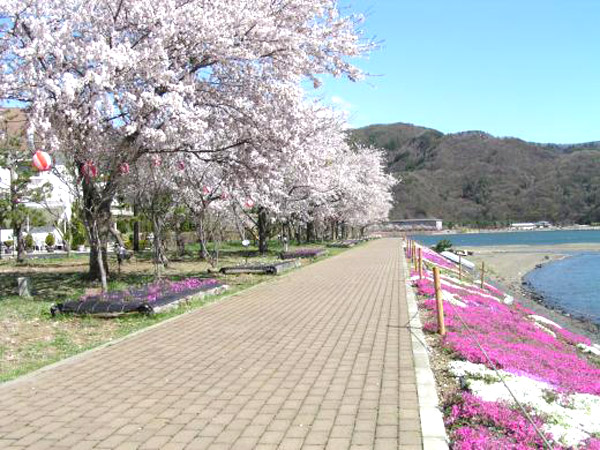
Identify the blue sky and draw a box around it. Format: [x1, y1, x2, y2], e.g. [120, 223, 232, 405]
[317, 0, 600, 144]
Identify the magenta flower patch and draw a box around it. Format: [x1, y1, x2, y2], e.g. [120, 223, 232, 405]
[413, 243, 600, 447]
[446, 393, 553, 449]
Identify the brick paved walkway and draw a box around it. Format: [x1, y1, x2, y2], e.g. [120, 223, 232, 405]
[0, 238, 423, 450]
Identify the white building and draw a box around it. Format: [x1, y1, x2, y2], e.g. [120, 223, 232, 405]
[29, 226, 64, 249]
[384, 218, 443, 231]
[0, 228, 13, 244]
[510, 222, 536, 230]
[1, 108, 75, 240]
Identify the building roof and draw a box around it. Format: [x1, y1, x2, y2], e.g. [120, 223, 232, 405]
[28, 226, 58, 234]
[388, 218, 442, 223]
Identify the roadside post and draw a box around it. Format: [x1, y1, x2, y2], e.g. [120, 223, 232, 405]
[433, 267, 446, 335]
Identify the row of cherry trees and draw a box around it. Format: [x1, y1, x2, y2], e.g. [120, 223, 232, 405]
[1, 0, 395, 289]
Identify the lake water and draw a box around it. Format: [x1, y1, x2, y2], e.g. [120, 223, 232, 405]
[413, 230, 600, 326]
[412, 229, 600, 247]
[524, 254, 600, 325]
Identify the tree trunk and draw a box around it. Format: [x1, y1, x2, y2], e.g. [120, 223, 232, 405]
[15, 224, 24, 263]
[133, 202, 140, 252]
[89, 220, 108, 290]
[306, 221, 315, 243]
[82, 177, 112, 289]
[258, 207, 269, 254]
[152, 214, 168, 277]
[63, 238, 71, 257]
[110, 222, 125, 248]
[62, 223, 71, 257]
[176, 227, 186, 257]
[196, 210, 210, 260]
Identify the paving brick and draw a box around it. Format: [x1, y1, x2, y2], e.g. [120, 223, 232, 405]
[0, 239, 423, 449]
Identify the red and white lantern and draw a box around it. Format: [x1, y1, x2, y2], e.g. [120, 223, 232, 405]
[119, 162, 130, 174]
[244, 198, 255, 209]
[32, 150, 52, 171]
[82, 161, 98, 178]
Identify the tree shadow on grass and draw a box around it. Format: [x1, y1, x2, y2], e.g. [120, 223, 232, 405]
[0, 249, 275, 303]
[0, 269, 89, 301]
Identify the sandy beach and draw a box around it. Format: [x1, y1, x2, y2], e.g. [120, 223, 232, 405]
[459, 243, 600, 342]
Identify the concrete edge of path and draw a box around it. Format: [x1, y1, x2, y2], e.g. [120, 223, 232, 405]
[0, 244, 356, 390]
[402, 253, 449, 450]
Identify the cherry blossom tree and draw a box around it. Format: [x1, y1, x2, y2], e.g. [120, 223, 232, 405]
[0, 0, 372, 288]
[327, 144, 396, 234]
[278, 142, 395, 242]
[126, 155, 179, 277]
[171, 158, 230, 261]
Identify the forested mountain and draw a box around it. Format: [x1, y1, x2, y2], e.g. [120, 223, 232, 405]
[350, 123, 600, 225]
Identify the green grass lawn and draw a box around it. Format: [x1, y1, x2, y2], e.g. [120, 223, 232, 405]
[0, 239, 355, 382]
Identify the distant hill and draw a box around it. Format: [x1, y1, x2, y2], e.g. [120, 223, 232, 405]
[350, 123, 600, 225]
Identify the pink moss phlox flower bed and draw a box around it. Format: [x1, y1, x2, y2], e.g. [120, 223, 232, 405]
[483, 282, 505, 297]
[446, 393, 552, 449]
[411, 243, 600, 447]
[166, 277, 220, 294]
[418, 246, 457, 270]
[414, 274, 600, 394]
[584, 438, 600, 450]
[144, 278, 221, 302]
[280, 248, 326, 259]
[80, 277, 221, 304]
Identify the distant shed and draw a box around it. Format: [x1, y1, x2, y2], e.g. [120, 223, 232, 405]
[510, 221, 552, 230]
[383, 219, 443, 231]
[510, 222, 536, 230]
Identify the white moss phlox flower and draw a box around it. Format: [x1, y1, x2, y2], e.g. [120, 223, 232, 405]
[449, 360, 600, 447]
[533, 322, 557, 338]
[577, 343, 600, 357]
[442, 290, 468, 308]
[529, 315, 563, 329]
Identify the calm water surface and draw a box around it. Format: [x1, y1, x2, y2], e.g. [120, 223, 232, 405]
[524, 254, 600, 325]
[413, 229, 600, 247]
[413, 230, 600, 325]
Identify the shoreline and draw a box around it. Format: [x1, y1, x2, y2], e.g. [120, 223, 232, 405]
[418, 225, 600, 235]
[459, 244, 600, 344]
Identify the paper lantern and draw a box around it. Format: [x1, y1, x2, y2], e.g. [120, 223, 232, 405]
[82, 161, 98, 178]
[119, 163, 130, 174]
[244, 198, 255, 209]
[32, 150, 52, 171]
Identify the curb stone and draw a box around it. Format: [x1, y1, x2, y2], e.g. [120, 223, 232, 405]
[402, 251, 449, 449]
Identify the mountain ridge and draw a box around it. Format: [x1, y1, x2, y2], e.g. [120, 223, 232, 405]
[349, 122, 600, 225]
